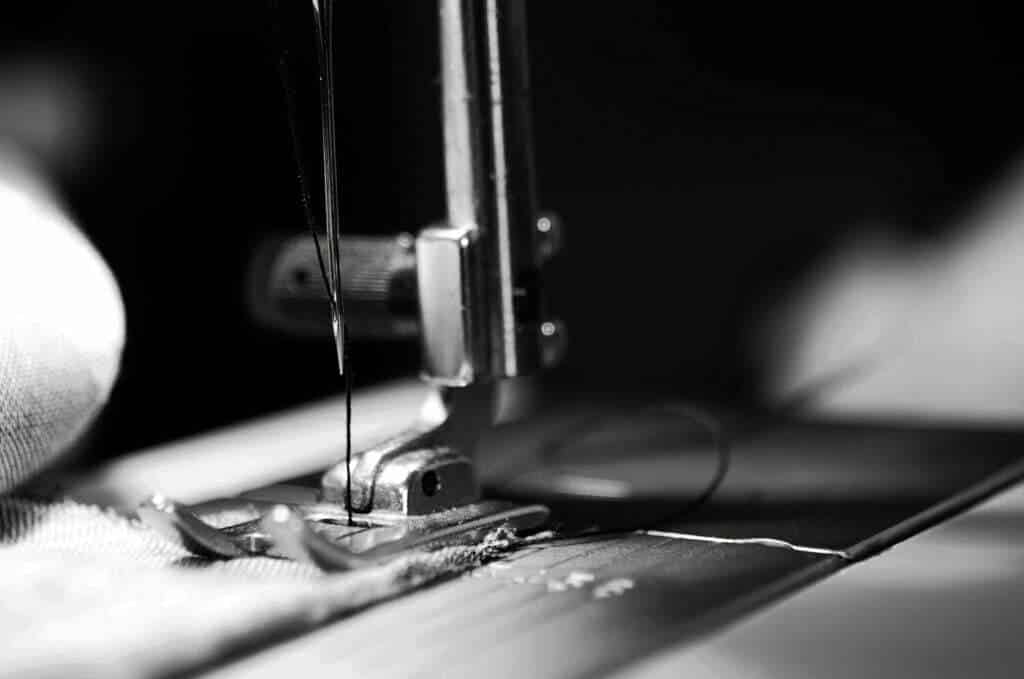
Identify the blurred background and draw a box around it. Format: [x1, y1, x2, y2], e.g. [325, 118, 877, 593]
[3, 2, 1023, 462]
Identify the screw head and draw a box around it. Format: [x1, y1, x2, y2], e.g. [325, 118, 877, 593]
[535, 212, 563, 261]
[538, 319, 567, 367]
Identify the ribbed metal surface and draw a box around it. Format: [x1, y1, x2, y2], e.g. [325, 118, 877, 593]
[248, 233, 418, 338]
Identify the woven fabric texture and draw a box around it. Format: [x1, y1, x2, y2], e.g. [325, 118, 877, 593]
[0, 162, 508, 677]
[0, 497, 514, 679]
[0, 157, 124, 493]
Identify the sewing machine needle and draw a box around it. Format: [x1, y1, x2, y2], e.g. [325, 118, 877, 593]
[312, 0, 344, 375]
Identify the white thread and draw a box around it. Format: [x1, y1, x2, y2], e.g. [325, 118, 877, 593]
[637, 529, 850, 559]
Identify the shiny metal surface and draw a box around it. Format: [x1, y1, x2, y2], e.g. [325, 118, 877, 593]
[432, 0, 546, 382]
[321, 382, 496, 514]
[317, 0, 558, 515]
[137, 492, 547, 569]
[310, 0, 346, 375]
[249, 233, 419, 339]
[263, 502, 549, 572]
[137, 494, 256, 559]
[625, 479, 1024, 679]
[192, 408, 1024, 679]
[416, 225, 476, 384]
[134, 1, 559, 565]
[370, 447, 477, 516]
[250, 212, 561, 342]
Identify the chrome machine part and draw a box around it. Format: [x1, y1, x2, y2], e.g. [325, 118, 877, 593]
[262, 502, 549, 571]
[425, 0, 549, 386]
[320, 383, 498, 516]
[138, 0, 558, 565]
[247, 212, 562, 342]
[320, 0, 555, 517]
[138, 493, 548, 571]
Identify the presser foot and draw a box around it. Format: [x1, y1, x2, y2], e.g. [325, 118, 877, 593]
[137, 414, 550, 570]
[138, 493, 548, 571]
[136, 385, 550, 569]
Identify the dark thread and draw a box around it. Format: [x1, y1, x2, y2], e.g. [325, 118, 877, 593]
[271, 0, 353, 525]
[516, 358, 882, 543]
[534, 402, 731, 529]
[344, 332, 352, 521]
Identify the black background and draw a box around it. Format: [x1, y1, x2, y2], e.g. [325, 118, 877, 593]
[3, 3, 1023, 462]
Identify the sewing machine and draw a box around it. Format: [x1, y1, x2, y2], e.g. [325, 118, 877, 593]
[134, 0, 566, 567]
[59, 2, 1024, 676]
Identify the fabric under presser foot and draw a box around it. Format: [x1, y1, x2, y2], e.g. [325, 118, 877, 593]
[0, 495, 535, 678]
[137, 493, 550, 571]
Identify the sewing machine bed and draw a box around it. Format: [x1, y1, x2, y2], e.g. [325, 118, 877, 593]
[189, 396, 1024, 679]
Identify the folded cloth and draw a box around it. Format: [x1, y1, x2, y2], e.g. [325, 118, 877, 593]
[0, 152, 124, 493]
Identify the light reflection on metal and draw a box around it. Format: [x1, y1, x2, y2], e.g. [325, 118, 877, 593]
[137, 0, 559, 565]
[429, 0, 545, 383]
[311, 0, 345, 375]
